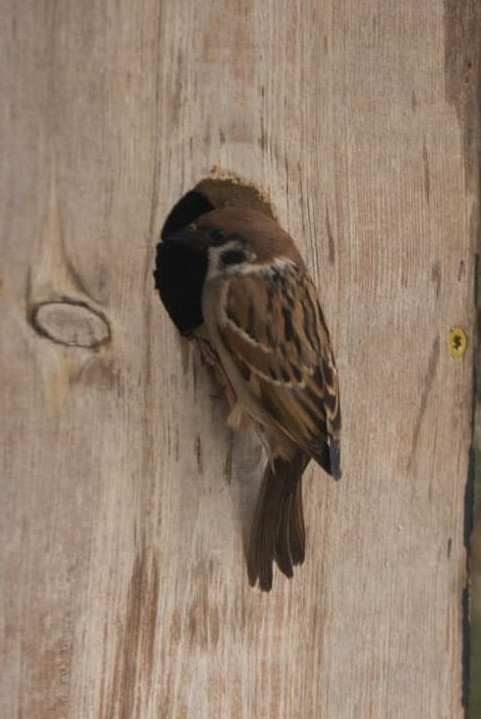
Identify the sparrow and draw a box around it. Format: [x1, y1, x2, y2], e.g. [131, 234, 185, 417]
[154, 207, 341, 591]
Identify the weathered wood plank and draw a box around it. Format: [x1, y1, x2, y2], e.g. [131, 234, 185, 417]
[0, 1, 478, 717]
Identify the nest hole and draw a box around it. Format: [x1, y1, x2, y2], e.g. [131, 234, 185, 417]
[155, 171, 276, 335]
[161, 170, 276, 240]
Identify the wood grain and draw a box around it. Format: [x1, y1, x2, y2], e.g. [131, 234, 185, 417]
[0, 1, 478, 717]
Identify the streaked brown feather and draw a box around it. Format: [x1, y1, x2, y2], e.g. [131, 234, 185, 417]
[219, 265, 341, 478]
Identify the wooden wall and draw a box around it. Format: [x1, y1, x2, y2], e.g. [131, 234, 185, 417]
[0, 1, 479, 717]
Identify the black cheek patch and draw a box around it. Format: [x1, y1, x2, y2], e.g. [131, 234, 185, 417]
[221, 249, 247, 265]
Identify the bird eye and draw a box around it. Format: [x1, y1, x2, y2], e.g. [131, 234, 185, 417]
[209, 228, 227, 245]
[221, 249, 247, 265]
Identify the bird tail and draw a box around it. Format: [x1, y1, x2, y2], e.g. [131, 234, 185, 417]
[247, 453, 309, 591]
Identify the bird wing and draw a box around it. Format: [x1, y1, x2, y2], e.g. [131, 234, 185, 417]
[217, 266, 341, 479]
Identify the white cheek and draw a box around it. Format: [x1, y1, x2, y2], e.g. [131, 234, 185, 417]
[205, 243, 248, 281]
[205, 247, 225, 281]
[206, 256, 249, 281]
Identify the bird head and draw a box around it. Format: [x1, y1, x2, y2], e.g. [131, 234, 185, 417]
[167, 208, 302, 274]
[154, 207, 302, 334]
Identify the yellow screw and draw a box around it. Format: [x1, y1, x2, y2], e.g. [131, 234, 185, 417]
[448, 327, 467, 357]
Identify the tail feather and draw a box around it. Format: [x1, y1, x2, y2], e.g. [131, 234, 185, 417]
[247, 453, 309, 591]
[288, 479, 306, 566]
[274, 490, 295, 579]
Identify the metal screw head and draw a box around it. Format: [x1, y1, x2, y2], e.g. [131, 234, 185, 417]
[448, 327, 467, 358]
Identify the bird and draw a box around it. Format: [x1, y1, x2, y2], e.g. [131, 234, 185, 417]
[154, 206, 341, 591]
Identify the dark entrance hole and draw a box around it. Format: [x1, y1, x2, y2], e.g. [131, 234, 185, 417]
[154, 170, 276, 335]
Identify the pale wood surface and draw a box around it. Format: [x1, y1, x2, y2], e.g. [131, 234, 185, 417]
[0, 1, 478, 717]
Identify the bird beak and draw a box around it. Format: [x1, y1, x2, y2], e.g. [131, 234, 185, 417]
[163, 224, 208, 253]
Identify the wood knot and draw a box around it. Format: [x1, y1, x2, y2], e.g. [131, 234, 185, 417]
[31, 300, 111, 349]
